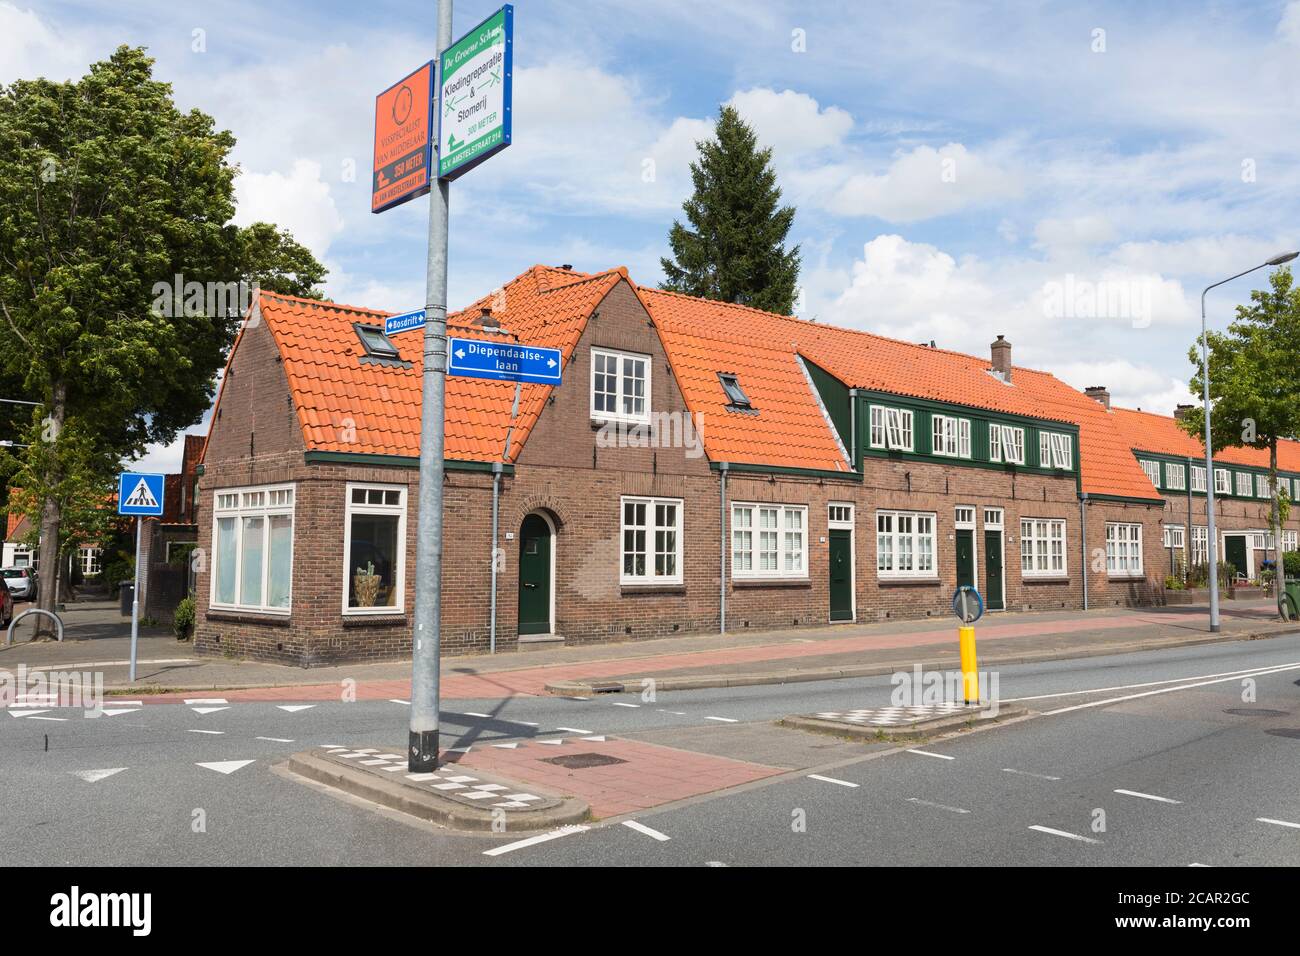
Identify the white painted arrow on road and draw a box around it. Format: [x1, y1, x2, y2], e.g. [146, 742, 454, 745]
[71, 768, 127, 783]
[196, 760, 255, 775]
[85, 708, 139, 718]
[276, 705, 316, 713]
[7, 710, 50, 718]
[190, 707, 230, 715]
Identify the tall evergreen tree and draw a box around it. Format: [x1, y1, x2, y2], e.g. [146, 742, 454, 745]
[660, 106, 800, 314]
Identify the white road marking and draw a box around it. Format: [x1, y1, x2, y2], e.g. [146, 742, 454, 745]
[565, 696, 591, 701]
[84, 708, 138, 718]
[907, 749, 954, 760]
[1189, 863, 1211, 867]
[556, 727, 592, 734]
[611, 702, 639, 708]
[1041, 663, 1300, 716]
[190, 706, 230, 715]
[907, 797, 970, 814]
[185, 698, 228, 705]
[1003, 768, 1061, 781]
[26, 716, 67, 721]
[536, 739, 565, 746]
[514, 720, 540, 727]
[70, 768, 126, 783]
[1114, 788, 1182, 804]
[483, 825, 589, 857]
[463, 712, 491, 718]
[446, 745, 472, 753]
[277, 705, 316, 713]
[256, 737, 294, 743]
[196, 760, 255, 775]
[1003, 661, 1300, 703]
[808, 773, 859, 788]
[1028, 824, 1101, 844]
[188, 729, 224, 735]
[705, 716, 737, 723]
[581, 735, 606, 742]
[389, 699, 410, 705]
[7, 710, 50, 718]
[623, 820, 671, 841]
[1257, 817, 1300, 830]
[492, 742, 519, 749]
[657, 710, 687, 716]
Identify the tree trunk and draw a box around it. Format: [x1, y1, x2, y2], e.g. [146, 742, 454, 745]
[34, 380, 65, 637]
[1271, 440, 1283, 618]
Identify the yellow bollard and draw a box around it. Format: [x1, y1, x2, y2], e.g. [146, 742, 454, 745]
[958, 625, 979, 704]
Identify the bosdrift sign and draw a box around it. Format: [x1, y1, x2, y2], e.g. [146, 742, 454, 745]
[438, 5, 513, 180]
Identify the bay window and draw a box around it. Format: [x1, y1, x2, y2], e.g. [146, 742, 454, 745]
[876, 510, 936, 579]
[344, 484, 407, 614]
[1020, 518, 1066, 577]
[732, 503, 806, 579]
[623, 496, 683, 584]
[212, 485, 294, 613]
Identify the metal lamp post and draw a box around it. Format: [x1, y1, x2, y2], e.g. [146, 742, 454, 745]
[1200, 251, 1299, 632]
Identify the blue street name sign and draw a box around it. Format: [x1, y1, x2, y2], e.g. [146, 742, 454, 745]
[384, 308, 427, 336]
[118, 472, 165, 517]
[447, 337, 562, 385]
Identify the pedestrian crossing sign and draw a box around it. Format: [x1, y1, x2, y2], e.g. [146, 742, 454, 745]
[118, 472, 165, 516]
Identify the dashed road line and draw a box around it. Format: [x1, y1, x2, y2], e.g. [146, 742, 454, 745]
[611, 702, 640, 708]
[705, 716, 737, 723]
[483, 825, 589, 857]
[70, 768, 127, 783]
[1114, 788, 1181, 804]
[808, 773, 859, 788]
[906, 749, 954, 760]
[623, 820, 671, 842]
[1028, 824, 1101, 844]
[188, 729, 224, 735]
[1003, 768, 1061, 781]
[256, 736, 294, 743]
[907, 797, 970, 814]
[1257, 817, 1300, 830]
[556, 727, 593, 734]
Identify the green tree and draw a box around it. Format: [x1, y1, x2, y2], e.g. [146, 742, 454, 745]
[0, 46, 326, 625]
[660, 105, 801, 314]
[1181, 267, 1300, 615]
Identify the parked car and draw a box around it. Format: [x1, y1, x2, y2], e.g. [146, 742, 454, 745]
[2, 567, 38, 602]
[0, 584, 12, 626]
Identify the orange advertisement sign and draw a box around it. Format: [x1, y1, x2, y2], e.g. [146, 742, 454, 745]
[372, 61, 434, 213]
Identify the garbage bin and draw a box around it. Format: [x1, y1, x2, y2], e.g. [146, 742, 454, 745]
[1282, 579, 1300, 620]
[118, 580, 134, 616]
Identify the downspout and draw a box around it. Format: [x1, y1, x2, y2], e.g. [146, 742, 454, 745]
[1080, 493, 1089, 610]
[489, 461, 502, 654]
[849, 389, 858, 468]
[1186, 456, 1193, 580]
[719, 461, 729, 634]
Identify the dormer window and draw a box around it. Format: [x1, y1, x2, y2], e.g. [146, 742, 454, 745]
[355, 324, 400, 360]
[718, 373, 752, 408]
[591, 347, 650, 424]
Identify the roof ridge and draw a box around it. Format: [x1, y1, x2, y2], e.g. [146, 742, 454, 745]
[259, 290, 392, 319]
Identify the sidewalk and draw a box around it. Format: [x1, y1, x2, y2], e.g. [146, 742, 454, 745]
[2, 597, 1293, 702]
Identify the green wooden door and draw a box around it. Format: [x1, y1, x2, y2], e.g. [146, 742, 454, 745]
[984, 529, 1004, 610]
[829, 529, 853, 622]
[956, 528, 976, 590]
[1224, 535, 1248, 580]
[518, 514, 552, 635]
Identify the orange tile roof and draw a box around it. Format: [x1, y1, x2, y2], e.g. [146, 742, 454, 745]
[1110, 406, 1300, 473]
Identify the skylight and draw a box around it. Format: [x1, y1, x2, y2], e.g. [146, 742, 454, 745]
[718, 372, 752, 408]
[355, 324, 400, 360]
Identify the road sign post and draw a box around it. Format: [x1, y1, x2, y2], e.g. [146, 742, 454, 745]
[118, 472, 165, 683]
[951, 585, 983, 705]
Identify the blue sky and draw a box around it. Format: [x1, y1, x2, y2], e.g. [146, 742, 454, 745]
[5, 0, 1300, 470]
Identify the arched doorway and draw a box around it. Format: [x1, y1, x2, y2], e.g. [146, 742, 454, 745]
[517, 512, 554, 635]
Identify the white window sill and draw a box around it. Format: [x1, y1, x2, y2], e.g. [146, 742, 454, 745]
[592, 415, 652, 428]
[877, 574, 940, 582]
[620, 578, 684, 588]
[208, 605, 291, 617]
[343, 606, 404, 616]
[732, 574, 809, 582]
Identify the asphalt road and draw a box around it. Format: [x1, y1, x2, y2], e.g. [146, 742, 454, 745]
[3, 633, 1299, 866]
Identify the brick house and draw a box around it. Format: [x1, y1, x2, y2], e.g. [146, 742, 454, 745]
[194, 264, 1174, 667]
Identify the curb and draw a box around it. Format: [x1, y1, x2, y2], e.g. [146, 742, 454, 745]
[544, 626, 1300, 697]
[286, 750, 590, 832]
[779, 704, 1029, 741]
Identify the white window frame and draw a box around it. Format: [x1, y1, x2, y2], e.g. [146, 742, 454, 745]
[1235, 472, 1252, 498]
[623, 496, 684, 585]
[1190, 465, 1206, 492]
[1215, 468, 1231, 495]
[1019, 518, 1066, 577]
[1192, 526, 1208, 564]
[1164, 462, 1185, 491]
[210, 483, 296, 614]
[590, 347, 651, 425]
[828, 503, 854, 527]
[932, 415, 971, 459]
[875, 510, 937, 580]
[990, 424, 1025, 465]
[1256, 474, 1271, 499]
[731, 503, 807, 580]
[342, 483, 408, 616]
[1105, 522, 1144, 577]
[79, 546, 101, 576]
[1163, 524, 1185, 549]
[954, 506, 976, 528]
[1282, 530, 1298, 553]
[983, 507, 1004, 529]
[1140, 459, 1161, 488]
[869, 405, 914, 452]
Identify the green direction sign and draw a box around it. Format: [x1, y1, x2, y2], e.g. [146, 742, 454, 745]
[438, 5, 513, 180]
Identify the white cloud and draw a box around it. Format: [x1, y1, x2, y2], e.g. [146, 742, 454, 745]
[726, 88, 852, 156]
[234, 159, 344, 260]
[0, 2, 90, 84]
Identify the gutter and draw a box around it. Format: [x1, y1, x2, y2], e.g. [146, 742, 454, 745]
[719, 461, 729, 635]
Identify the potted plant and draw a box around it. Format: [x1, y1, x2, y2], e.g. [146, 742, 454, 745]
[352, 561, 383, 608]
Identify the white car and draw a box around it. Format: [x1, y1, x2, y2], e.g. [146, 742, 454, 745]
[2, 567, 37, 601]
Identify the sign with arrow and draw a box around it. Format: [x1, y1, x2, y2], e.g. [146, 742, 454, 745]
[384, 308, 427, 337]
[438, 5, 513, 180]
[117, 472, 165, 517]
[447, 337, 561, 385]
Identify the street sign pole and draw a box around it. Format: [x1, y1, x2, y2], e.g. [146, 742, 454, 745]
[130, 516, 142, 682]
[409, 0, 455, 773]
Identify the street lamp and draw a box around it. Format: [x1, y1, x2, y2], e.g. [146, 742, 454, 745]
[1201, 250, 1299, 632]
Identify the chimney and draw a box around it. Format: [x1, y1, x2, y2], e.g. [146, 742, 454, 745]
[1173, 403, 1194, 422]
[1083, 385, 1110, 410]
[990, 334, 1012, 381]
[476, 306, 499, 329]
[560, 263, 573, 271]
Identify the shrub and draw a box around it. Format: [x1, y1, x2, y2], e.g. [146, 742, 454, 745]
[1186, 561, 1235, 590]
[1284, 551, 1300, 579]
[173, 596, 195, 641]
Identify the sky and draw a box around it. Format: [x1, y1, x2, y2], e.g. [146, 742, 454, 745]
[5, 0, 1300, 473]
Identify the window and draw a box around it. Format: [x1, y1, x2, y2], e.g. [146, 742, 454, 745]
[11, 549, 33, 568]
[1020, 518, 1066, 576]
[592, 348, 650, 424]
[1165, 463, 1186, 491]
[79, 546, 101, 576]
[212, 484, 294, 613]
[1256, 475, 1271, 499]
[869, 405, 914, 452]
[355, 324, 400, 359]
[1040, 432, 1072, 470]
[732, 503, 806, 579]
[1105, 523, 1143, 576]
[718, 373, 752, 408]
[623, 496, 682, 584]
[984, 507, 1003, 528]
[1283, 530, 1298, 552]
[1192, 526, 1208, 564]
[343, 484, 406, 614]
[1140, 460, 1161, 488]
[828, 503, 853, 526]
[955, 506, 975, 527]
[1215, 469, 1231, 495]
[990, 424, 1025, 464]
[1191, 465, 1207, 492]
[876, 510, 936, 579]
[1235, 472, 1252, 497]
[932, 415, 971, 458]
[1163, 524, 1185, 548]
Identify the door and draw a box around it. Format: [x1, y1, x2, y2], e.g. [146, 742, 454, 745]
[517, 513, 552, 635]
[1224, 535, 1248, 581]
[828, 529, 853, 622]
[955, 528, 976, 590]
[984, 529, 1004, 610]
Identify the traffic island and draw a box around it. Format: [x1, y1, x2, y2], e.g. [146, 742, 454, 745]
[287, 746, 590, 832]
[780, 702, 1028, 741]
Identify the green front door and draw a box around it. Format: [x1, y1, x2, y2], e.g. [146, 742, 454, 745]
[955, 528, 976, 590]
[984, 529, 1004, 610]
[1224, 535, 1248, 580]
[829, 529, 853, 622]
[518, 514, 552, 635]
